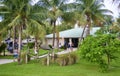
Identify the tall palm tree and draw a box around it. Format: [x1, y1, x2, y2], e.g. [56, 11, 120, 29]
[76, 0, 112, 36]
[37, 0, 76, 48]
[1, 0, 47, 64]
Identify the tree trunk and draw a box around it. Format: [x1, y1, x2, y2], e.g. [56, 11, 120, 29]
[18, 26, 22, 64]
[35, 37, 38, 58]
[79, 25, 87, 46]
[52, 21, 56, 47]
[56, 29, 59, 51]
[52, 21, 56, 62]
[26, 36, 29, 64]
[86, 15, 91, 36]
[13, 26, 17, 51]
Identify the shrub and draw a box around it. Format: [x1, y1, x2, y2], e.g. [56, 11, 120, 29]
[56, 53, 77, 66]
[27, 42, 34, 49]
[21, 52, 31, 64]
[42, 58, 47, 65]
[68, 53, 77, 65]
[79, 34, 120, 72]
[56, 54, 69, 66]
[21, 52, 26, 63]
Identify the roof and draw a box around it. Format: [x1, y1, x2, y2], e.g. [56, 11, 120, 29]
[46, 27, 100, 38]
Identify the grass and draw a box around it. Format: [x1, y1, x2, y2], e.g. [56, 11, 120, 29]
[0, 57, 120, 76]
[0, 55, 13, 59]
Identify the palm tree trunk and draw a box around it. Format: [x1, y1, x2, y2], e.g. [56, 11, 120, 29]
[56, 29, 59, 51]
[86, 15, 91, 36]
[35, 37, 38, 58]
[79, 25, 87, 46]
[13, 26, 17, 51]
[18, 26, 22, 64]
[52, 21, 56, 48]
[52, 20, 56, 62]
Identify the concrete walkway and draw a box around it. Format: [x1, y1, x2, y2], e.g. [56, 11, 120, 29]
[0, 48, 77, 65]
[0, 59, 13, 65]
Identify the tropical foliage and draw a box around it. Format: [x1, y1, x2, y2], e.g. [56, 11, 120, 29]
[79, 34, 120, 72]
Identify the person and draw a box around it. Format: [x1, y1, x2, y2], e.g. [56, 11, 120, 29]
[13, 48, 18, 62]
[68, 41, 73, 51]
[64, 41, 68, 50]
[59, 43, 62, 48]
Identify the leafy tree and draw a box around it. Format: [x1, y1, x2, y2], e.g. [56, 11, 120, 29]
[79, 34, 120, 72]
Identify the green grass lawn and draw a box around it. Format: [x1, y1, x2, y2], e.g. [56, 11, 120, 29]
[0, 55, 13, 59]
[0, 58, 120, 76]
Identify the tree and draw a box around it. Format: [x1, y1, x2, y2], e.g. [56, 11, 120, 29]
[75, 0, 112, 36]
[37, 0, 76, 48]
[36, 0, 76, 61]
[79, 34, 120, 72]
[1, 0, 46, 64]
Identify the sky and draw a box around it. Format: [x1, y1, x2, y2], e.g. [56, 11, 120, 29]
[33, 0, 119, 18]
[104, 0, 119, 18]
[0, 0, 119, 22]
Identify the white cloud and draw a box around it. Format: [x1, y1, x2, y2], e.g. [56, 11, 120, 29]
[104, 0, 119, 18]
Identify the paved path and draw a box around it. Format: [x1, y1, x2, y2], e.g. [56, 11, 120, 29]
[0, 48, 77, 65]
[0, 59, 13, 65]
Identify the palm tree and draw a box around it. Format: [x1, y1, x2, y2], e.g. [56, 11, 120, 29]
[1, 0, 47, 64]
[75, 0, 112, 37]
[37, 0, 76, 48]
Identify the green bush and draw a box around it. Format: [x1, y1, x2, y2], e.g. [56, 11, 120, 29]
[27, 42, 34, 49]
[79, 34, 120, 72]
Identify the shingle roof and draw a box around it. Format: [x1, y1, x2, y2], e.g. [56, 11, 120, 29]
[46, 27, 100, 38]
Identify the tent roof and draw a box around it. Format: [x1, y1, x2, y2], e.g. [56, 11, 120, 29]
[46, 27, 100, 38]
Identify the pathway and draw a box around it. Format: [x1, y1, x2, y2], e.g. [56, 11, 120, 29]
[0, 59, 13, 65]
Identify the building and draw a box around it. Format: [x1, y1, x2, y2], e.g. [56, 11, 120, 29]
[46, 27, 100, 47]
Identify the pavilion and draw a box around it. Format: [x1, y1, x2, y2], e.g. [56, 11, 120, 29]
[46, 27, 100, 47]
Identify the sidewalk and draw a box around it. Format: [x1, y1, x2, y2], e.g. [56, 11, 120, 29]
[32, 48, 77, 59]
[0, 59, 13, 65]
